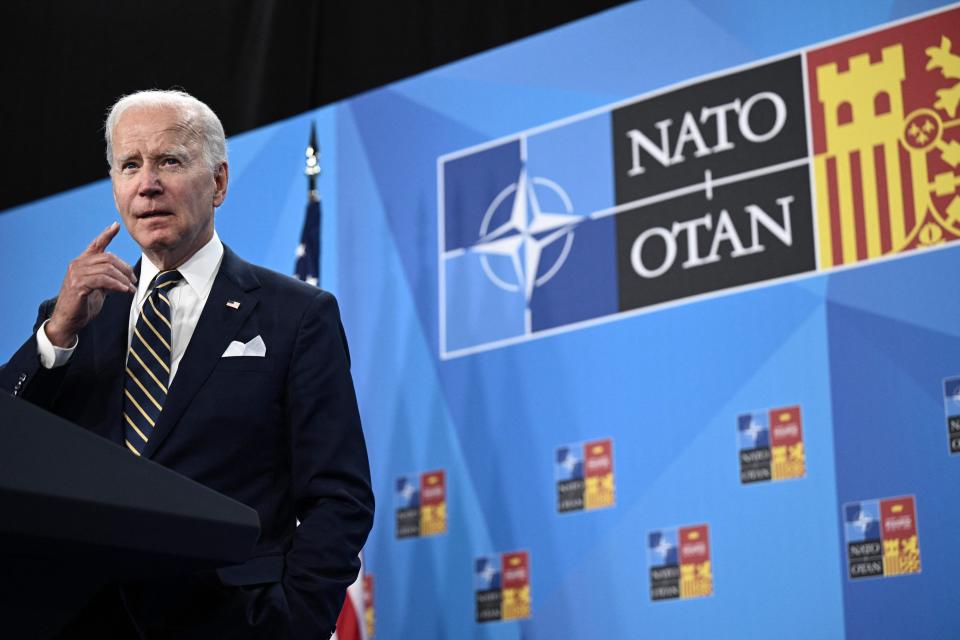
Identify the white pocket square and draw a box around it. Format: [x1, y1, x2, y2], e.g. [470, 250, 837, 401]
[222, 335, 267, 358]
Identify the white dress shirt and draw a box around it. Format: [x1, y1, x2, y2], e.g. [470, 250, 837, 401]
[37, 232, 224, 384]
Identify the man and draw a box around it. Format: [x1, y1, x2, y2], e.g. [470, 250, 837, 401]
[0, 90, 374, 639]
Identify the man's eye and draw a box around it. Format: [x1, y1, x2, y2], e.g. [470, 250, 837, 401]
[161, 157, 181, 166]
[122, 162, 138, 171]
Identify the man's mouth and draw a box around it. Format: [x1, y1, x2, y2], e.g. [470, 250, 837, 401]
[137, 210, 173, 219]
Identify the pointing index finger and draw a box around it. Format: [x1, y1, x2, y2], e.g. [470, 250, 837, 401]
[84, 221, 121, 255]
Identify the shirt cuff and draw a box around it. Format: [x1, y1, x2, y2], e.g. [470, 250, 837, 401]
[36, 319, 77, 369]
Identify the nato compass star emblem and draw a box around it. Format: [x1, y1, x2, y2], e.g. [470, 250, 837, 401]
[652, 535, 675, 562]
[559, 449, 580, 476]
[742, 416, 765, 445]
[470, 166, 583, 310]
[948, 380, 960, 406]
[399, 479, 416, 502]
[478, 560, 497, 586]
[853, 509, 875, 535]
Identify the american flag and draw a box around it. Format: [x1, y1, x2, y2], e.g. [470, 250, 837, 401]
[293, 196, 320, 286]
[333, 554, 368, 640]
[294, 122, 322, 286]
[294, 124, 367, 640]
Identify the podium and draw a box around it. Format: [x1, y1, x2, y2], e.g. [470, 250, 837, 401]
[0, 392, 260, 637]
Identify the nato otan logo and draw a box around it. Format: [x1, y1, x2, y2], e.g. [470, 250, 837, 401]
[737, 405, 805, 483]
[844, 495, 921, 580]
[475, 551, 531, 623]
[440, 51, 814, 359]
[555, 438, 615, 513]
[648, 524, 713, 601]
[943, 376, 960, 455]
[439, 4, 960, 360]
[395, 470, 447, 539]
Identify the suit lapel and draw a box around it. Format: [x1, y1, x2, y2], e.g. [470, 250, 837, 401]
[91, 284, 135, 447]
[142, 247, 260, 459]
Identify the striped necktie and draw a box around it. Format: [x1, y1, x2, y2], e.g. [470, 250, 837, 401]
[122, 270, 182, 456]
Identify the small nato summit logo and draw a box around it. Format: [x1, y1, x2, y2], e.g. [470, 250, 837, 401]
[647, 524, 713, 601]
[555, 438, 615, 513]
[395, 470, 447, 539]
[737, 405, 805, 483]
[943, 376, 960, 455]
[475, 551, 531, 623]
[843, 495, 921, 580]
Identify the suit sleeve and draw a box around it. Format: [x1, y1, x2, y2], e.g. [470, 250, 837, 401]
[0, 299, 71, 402]
[282, 290, 374, 639]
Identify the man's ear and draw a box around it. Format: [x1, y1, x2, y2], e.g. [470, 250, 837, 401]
[213, 162, 229, 207]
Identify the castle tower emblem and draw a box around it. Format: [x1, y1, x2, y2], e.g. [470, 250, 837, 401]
[808, 11, 960, 268]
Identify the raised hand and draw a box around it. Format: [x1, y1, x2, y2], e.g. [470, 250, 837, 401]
[45, 222, 138, 347]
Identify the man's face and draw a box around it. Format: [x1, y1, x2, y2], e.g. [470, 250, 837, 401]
[110, 105, 227, 268]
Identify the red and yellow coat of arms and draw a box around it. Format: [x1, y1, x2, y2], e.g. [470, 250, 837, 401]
[807, 8, 960, 267]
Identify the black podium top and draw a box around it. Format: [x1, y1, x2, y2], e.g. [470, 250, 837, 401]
[0, 391, 260, 576]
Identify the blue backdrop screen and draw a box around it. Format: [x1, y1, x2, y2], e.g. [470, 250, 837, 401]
[2, 2, 959, 638]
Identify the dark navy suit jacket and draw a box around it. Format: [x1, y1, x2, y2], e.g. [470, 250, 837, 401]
[0, 246, 374, 639]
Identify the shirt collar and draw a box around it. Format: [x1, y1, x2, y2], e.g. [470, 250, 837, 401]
[137, 231, 224, 304]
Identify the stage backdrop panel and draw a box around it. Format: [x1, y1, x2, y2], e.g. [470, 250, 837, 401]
[2, 2, 959, 638]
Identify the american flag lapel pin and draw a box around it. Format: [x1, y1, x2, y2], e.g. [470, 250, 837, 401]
[226, 300, 241, 310]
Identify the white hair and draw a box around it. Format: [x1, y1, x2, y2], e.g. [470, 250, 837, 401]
[104, 89, 227, 172]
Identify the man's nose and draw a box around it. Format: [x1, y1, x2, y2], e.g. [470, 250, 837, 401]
[138, 165, 162, 196]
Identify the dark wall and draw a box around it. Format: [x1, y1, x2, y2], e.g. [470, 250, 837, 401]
[0, 0, 626, 212]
